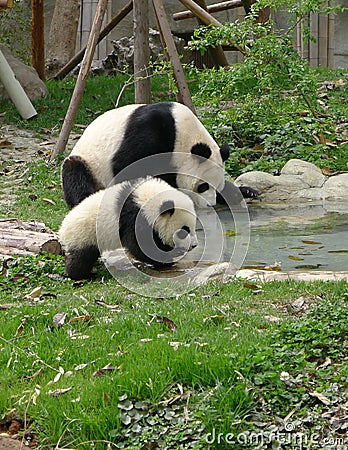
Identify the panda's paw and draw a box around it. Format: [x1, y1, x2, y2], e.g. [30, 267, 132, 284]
[238, 186, 259, 199]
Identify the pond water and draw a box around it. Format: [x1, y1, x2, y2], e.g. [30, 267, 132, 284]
[190, 202, 348, 272]
[104, 201, 348, 297]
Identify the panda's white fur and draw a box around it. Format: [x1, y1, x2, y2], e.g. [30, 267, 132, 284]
[62, 102, 230, 210]
[59, 177, 198, 280]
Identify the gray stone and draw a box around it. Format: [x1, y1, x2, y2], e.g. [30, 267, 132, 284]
[102, 29, 187, 73]
[235, 158, 348, 203]
[322, 173, 348, 199]
[236, 171, 276, 191]
[280, 159, 326, 188]
[0, 45, 48, 101]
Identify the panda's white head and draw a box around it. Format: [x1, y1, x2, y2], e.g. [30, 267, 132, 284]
[132, 178, 198, 265]
[174, 142, 230, 208]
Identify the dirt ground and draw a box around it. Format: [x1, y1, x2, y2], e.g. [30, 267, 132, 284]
[0, 124, 78, 211]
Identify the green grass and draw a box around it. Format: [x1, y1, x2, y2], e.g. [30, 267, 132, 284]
[1, 249, 347, 449]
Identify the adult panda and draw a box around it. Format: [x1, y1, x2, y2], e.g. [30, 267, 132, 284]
[59, 177, 198, 280]
[62, 102, 254, 210]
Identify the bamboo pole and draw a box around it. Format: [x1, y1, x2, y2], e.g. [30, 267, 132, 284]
[52, 1, 133, 80]
[296, 18, 302, 55]
[173, 0, 243, 21]
[50, 0, 108, 160]
[328, 8, 334, 68]
[31, 0, 45, 80]
[309, 12, 319, 67]
[318, 12, 328, 67]
[153, 0, 196, 114]
[133, 0, 151, 103]
[0, 49, 37, 119]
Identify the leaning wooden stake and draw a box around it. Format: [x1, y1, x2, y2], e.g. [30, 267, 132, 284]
[53, 1, 133, 80]
[153, 0, 196, 114]
[50, 0, 108, 161]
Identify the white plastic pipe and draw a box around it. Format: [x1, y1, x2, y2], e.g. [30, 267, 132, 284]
[0, 49, 37, 119]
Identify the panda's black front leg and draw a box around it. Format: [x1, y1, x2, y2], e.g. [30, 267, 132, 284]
[216, 180, 259, 205]
[64, 245, 100, 280]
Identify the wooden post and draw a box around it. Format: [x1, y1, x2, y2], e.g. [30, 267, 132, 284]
[50, 0, 108, 160]
[53, 1, 133, 80]
[133, 0, 151, 104]
[31, 0, 45, 80]
[153, 0, 196, 115]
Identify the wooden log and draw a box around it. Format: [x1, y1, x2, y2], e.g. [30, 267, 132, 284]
[52, 1, 133, 81]
[50, 0, 108, 160]
[0, 220, 61, 259]
[173, 0, 242, 21]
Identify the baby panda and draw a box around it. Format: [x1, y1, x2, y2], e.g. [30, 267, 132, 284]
[62, 102, 231, 210]
[58, 177, 198, 280]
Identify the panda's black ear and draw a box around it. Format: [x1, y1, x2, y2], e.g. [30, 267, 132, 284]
[160, 200, 175, 216]
[191, 143, 212, 161]
[220, 143, 230, 162]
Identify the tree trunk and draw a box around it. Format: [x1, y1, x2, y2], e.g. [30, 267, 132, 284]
[46, 0, 81, 77]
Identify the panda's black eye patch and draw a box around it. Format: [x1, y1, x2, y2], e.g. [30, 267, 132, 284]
[177, 226, 190, 240]
[197, 182, 209, 193]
